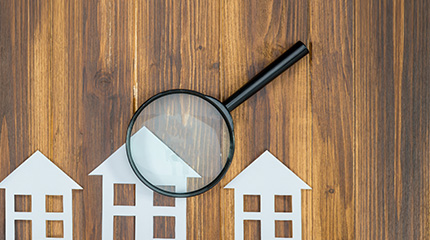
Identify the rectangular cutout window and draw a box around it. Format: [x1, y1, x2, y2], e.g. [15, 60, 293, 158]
[46, 195, 63, 212]
[114, 184, 136, 206]
[114, 216, 135, 240]
[275, 220, 293, 238]
[153, 186, 175, 207]
[275, 195, 292, 212]
[244, 220, 261, 240]
[46, 220, 64, 238]
[14, 195, 31, 212]
[153, 216, 175, 239]
[243, 195, 260, 212]
[15, 220, 32, 240]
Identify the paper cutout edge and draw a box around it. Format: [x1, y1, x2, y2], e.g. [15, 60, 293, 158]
[0, 150, 82, 190]
[90, 126, 201, 179]
[224, 150, 311, 190]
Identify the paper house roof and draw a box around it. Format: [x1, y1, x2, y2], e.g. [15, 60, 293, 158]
[225, 150, 311, 193]
[90, 126, 200, 185]
[0, 151, 82, 193]
[89, 144, 142, 182]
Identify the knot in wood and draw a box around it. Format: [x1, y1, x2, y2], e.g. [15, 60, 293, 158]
[94, 70, 113, 94]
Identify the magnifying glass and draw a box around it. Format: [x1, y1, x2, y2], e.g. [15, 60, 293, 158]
[126, 41, 308, 197]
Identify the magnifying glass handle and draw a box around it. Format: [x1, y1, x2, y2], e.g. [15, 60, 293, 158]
[223, 41, 309, 111]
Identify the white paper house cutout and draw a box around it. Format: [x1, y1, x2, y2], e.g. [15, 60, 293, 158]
[0, 150, 83, 240]
[225, 150, 311, 240]
[90, 127, 201, 240]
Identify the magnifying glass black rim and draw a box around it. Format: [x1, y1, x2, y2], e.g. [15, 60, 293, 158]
[126, 89, 235, 198]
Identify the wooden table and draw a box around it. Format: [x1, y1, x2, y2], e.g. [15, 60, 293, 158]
[0, 0, 428, 239]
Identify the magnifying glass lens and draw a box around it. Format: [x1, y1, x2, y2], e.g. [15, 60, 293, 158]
[128, 92, 232, 195]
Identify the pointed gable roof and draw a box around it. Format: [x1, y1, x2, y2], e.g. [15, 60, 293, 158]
[89, 144, 141, 182]
[0, 151, 82, 193]
[225, 151, 311, 193]
[90, 126, 201, 184]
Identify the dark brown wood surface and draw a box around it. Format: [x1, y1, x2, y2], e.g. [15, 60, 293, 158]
[355, 0, 430, 239]
[0, 0, 429, 239]
[309, 0, 354, 238]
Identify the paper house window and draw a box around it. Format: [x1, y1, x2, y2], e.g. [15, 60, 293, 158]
[244, 220, 261, 240]
[46, 195, 63, 212]
[114, 183, 136, 206]
[243, 195, 260, 212]
[153, 216, 175, 239]
[15, 220, 32, 239]
[46, 220, 64, 238]
[275, 195, 292, 212]
[15, 195, 32, 212]
[114, 216, 135, 240]
[153, 186, 175, 207]
[275, 220, 293, 238]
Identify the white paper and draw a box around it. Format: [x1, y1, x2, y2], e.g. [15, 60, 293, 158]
[90, 127, 200, 239]
[225, 150, 311, 240]
[0, 150, 82, 240]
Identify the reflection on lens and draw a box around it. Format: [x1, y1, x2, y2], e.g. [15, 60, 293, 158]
[129, 93, 232, 194]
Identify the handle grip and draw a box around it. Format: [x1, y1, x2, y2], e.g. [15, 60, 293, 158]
[223, 41, 309, 111]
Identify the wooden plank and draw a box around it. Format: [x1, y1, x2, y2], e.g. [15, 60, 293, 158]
[0, 0, 41, 176]
[220, 0, 309, 239]
[29, 0, 136, 239]
[136, 0, 221, 238]
[309, 0, 355, 239]
[0, 0, 27, 218]
[27, 0, 52, 157]
[0, 0, 49, 239]
[355, 0, 430, 239]
[79, 0, 136, 239]
[50, 1, 85, 239]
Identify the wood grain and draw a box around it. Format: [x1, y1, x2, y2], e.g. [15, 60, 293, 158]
[113, 184, 135, 206]
[1, 0, 41, 239]
[14, 195, 32, 213]
[14, 220, 31, 240]
[220, 0, 310, 239]
[153, 216, 176, 239]
[309, 0, 355, 239]
[243, 195, 260, 212]
[0, 0, 429, 239]
[81, 0, 136, 238]
[355, 0, 430, 239]
[45, 195, 63, 213]
[135, 0, 221, 239]
[113, 216, 135, 240]
[46, 220, 64, 238]
[244, 220, 261, 240]
[275, 220, 293, 238]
